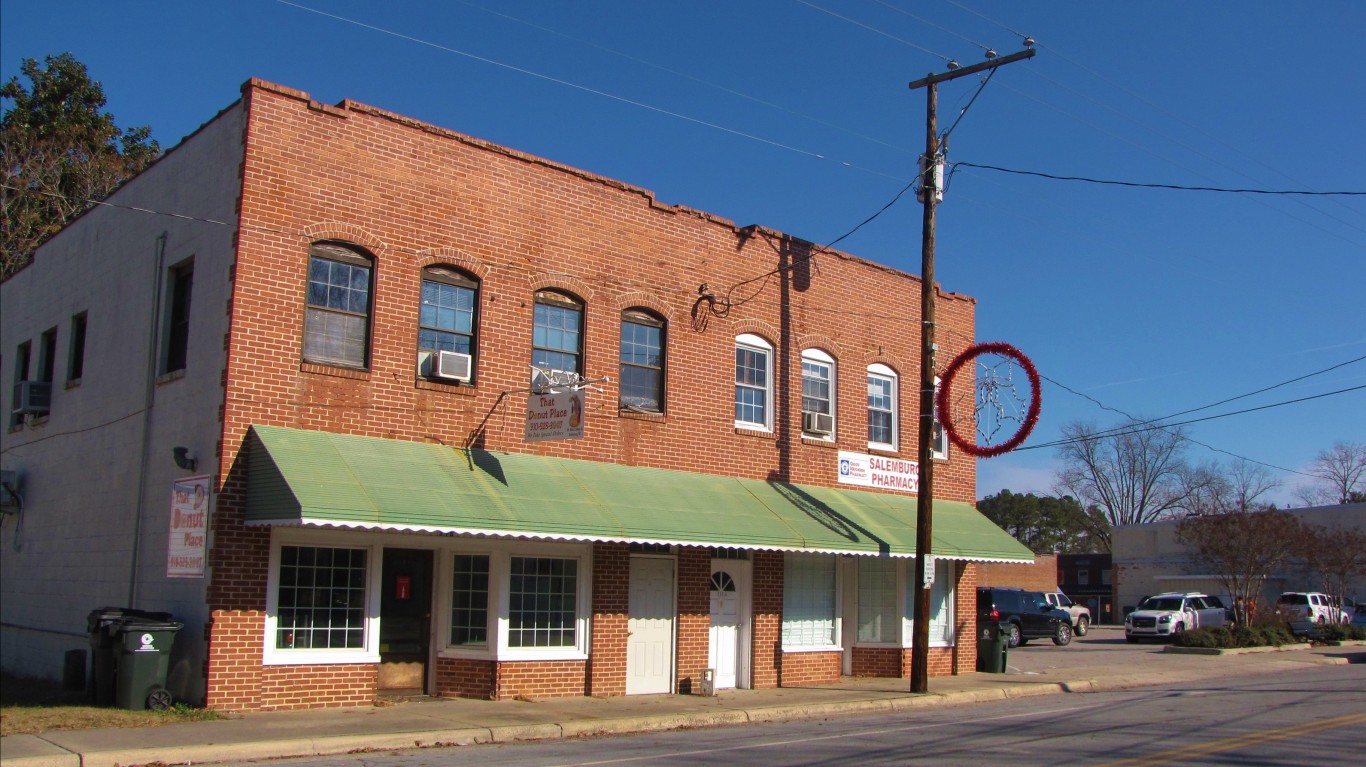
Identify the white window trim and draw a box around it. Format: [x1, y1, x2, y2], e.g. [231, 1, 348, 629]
[867, 364, 898, 452]
[735, 334, 774, 431]
[435, 540, 592, 662]
[801, 348, 836, 441]
[262, 529, 383, 666]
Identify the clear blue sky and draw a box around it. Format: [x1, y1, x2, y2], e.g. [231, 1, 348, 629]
[5, 1, 1363, 505]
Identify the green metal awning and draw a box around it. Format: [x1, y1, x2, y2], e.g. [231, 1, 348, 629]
[244, 425, 1032, 562]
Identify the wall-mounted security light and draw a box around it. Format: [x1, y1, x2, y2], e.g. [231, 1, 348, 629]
[172, 447, 197, 472]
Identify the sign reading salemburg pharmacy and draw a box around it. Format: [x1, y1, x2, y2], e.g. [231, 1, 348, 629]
[837, 451, 918, 494]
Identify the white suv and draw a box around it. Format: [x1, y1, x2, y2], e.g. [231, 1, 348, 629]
[1125, 592, 1228, 642]
[1276, 592, 1347, 624]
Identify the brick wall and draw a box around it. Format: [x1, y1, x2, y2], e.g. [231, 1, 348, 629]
[433, 657, 495, 700]
[204, 79, 978, 709]
[494, 660, 588, 700]
[779, 651, 841, 686]
[977, 554, 1057, 592]
[751, 551, 783, 689]
[589, 542, 630, 697]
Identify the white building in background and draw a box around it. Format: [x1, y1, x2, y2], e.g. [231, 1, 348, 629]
[1112, 503, 1366, 615]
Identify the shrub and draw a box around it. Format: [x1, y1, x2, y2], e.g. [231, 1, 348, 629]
[1316, 623, 1366, 642]
[1173, 628, 1222, 648]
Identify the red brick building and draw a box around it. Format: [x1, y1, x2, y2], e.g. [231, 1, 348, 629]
[0, 79, 1030, 711]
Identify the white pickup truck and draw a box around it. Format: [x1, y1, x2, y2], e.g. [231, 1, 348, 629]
[1044, 591, 1092, 636]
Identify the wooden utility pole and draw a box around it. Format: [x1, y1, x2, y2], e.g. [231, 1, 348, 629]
[907, 48, 1034, 694]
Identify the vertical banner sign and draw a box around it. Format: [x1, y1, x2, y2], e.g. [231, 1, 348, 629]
[525, 390, 586, 442]
[167, 476, 210, 578]
[837, 450, 919, 494]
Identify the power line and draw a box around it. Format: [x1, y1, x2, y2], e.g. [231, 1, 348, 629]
[795, 0, 953, 63]
[953, 162, 1366, 196]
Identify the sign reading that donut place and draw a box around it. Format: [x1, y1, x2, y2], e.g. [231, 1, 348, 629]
[837, 451, 918, 494]
[525, 390, 586, 442]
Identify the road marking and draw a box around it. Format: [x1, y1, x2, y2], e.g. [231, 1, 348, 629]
[1091, 711, 1366, 767]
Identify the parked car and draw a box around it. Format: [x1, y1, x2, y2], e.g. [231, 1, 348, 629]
[1125, 592, 1228, 642]
[977, 587, 1073, 648]
[1044, 591, 1092, 636]
[1275, 592, 1348, 624]
[1352, 606, 1366, 629]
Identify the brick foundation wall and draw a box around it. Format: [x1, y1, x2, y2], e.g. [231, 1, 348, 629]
[779, 651, 841, 686]
[851, 647, 903, 677]
[205, 610, 264, 711]
[494, 660, 588, 700]
[259, 664, 376, 710]
[434, 657, 496, 699]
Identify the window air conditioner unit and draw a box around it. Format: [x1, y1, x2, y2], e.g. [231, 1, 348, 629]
[802, 411, 834, 435]
[12, 381, 51, 415]
[434, 350, 472, 382]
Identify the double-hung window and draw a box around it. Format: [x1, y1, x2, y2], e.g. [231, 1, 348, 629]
[619, 309, 665, 412]
[867, 364, 898, 450]
[801, 349, 835, 438]
[419, 266, 479, 380]
[734, 334, 773, 430]
[164, 260, 193, 374]
[857, 558, 898, 643]
[903, 559, 954, 646]
[532, 291, 583, 376]
[304, 242, 373, 368]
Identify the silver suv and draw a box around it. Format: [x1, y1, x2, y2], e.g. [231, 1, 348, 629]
[1125, 592, 1228, 642]
[1276, 592, 1347, 624]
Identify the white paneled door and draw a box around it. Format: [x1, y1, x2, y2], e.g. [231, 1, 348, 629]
[708, 561, 748, 690]
[626, 557, 675, 695]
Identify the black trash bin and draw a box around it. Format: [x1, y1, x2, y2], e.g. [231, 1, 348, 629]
[977, 621, 1009, 673]
[85, 607, 176, 708]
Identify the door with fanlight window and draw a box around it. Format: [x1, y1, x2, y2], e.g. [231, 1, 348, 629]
[708, 560, 750, 690]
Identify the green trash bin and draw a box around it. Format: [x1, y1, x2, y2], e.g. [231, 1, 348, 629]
[978, 621, 1009, 673]
[87, 607, 173, 706]
[112, 617, 183, 710]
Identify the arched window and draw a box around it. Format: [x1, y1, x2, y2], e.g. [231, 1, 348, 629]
[734, 333, 773, 430]
[419, 266, 479, 382]
[620, 309, 665, 412]
[801, 349, 836, 438]
[532, 290, 584, 375]
[867, 363, 898, 450]
[304, 241, 373, 368]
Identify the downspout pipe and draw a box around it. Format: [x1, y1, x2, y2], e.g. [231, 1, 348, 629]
[128, 231, 168, 606]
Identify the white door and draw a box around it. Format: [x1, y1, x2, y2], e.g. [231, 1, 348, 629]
[708, 563, 744, 690]
[626, 557, 675, 695]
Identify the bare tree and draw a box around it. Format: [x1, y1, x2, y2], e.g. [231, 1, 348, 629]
[1183, 459, 1281, 516]
[1294, 441, 1366, 506]
[1054, 419, 1209, 551]
[1176, 510, 1313, 626]
[1300, 526, 1366, 608]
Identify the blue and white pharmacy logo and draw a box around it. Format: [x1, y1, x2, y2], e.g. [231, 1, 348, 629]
[839, 459, 851, 476]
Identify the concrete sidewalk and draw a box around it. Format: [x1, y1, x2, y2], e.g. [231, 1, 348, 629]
[4, 642, 1361, 767]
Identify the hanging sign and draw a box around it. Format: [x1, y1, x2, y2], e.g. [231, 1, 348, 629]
[525, 390, 585, 442]
[837, 450, 919, 494]
[167, 475, 210, 578]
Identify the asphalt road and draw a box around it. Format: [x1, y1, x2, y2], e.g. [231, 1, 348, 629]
[234, 659, 1364, 767]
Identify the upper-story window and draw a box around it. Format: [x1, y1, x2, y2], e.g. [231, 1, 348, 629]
[67, 312, 87, 383]
[932, 376, 948, 459]
[619, 309, 665, 412]
[532, 290, 584, 376]
[419, 266, 479, 381]
[304, 242, 374, 368]
[734, 334, 773, 430]
[163, 259, 193, 374]
[867, 364, 898, 450]
[801, 349, 836, 438]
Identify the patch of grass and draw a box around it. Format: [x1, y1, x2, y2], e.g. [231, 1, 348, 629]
[1, 672, 221, 736]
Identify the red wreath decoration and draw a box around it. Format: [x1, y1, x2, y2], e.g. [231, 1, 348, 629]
[935, 342, 1041, 458]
